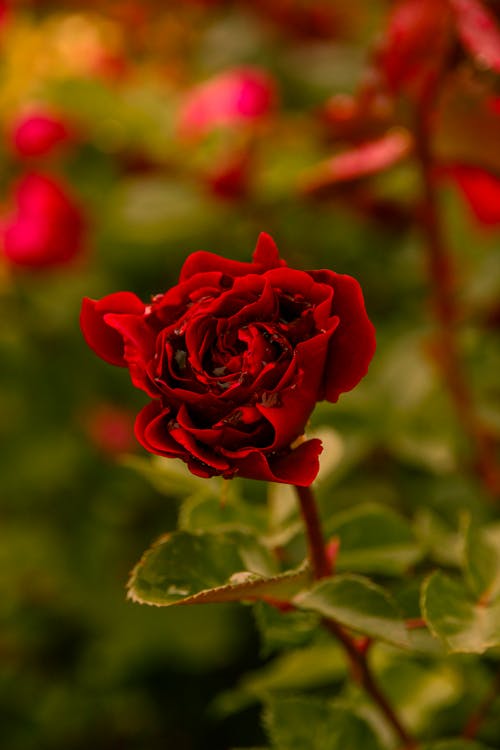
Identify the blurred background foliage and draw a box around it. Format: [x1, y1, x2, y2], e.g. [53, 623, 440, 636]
[0, 1, 499, 748]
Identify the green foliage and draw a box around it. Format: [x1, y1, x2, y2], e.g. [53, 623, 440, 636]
[128, 530, 311, 607]
[293, 575, 410, 648]
[2, 2, 500, 749]
[422, 572, 500, 654]
[324, 503, 423, 576]
[263, 696, 382, 750]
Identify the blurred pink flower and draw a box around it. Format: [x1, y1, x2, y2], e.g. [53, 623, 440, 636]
[10, 110, 73, 159]
[1, 172, 86, 269]
[177, 67, 277, 139]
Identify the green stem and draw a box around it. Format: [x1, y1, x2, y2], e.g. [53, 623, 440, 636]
[294, 484, 416, 749]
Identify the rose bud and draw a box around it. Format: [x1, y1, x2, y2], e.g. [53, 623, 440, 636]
[10, 110, 73, 159]
[1, 172, 86, 269]
[81, 234, 375, 486]
[177, 67, 277, 140]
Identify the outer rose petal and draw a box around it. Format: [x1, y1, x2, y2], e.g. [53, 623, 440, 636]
[256, 329, 336, 450]
[309, 270, 376, 402]
[234, 439, 323, 486]
[252, 232, 287, 269]
[179, 232, 285, 282]
[80, 293, 145, 366]
[135, 401, 184, 457]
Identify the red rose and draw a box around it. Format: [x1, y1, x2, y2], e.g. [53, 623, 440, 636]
[80, 234, 375, 486]
[10, 110, 72, 159]
[1, 172, 86, 269]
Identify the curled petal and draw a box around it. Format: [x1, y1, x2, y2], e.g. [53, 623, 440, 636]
[309, 270, 376, 402]
[135, 401, 184, 457]
[234, 439, 323, 486]
[80, 293, 145, 366]
[252, 232, 286, 269]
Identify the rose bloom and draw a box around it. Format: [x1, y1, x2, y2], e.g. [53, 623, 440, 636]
[10, 110, 72, 159]
[1, 172, 86, 269]
[81, 234, 375, 486]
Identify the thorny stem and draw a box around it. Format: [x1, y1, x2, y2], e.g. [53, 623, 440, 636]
[295, 484, 416, 749]
[413, 94, 500, 501]
[462, 669, 500, 740]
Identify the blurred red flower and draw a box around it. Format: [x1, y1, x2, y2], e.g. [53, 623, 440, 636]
[10, 110, 73, 159]
[1, 172, 86, 269]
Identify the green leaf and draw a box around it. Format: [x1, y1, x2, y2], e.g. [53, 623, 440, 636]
[376, 659, 462, 732]
[421, 571, 500, 653]
[213, 641, 346, 716]
[264, 696, 381, 750]
[324, 503, 422, 576]
[414, 508, 464, 567]
[179, 492, 266, 536]
[293, 575, 410, 648]
[128, 530, 312, 607]
[253, 601, 320, 656]
[464, 521, 500, 602]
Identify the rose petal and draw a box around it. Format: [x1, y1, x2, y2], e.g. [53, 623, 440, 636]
[256, 329, 334, 449]
[169, 425, 231, 471]
[233, 439, 323, 486]
[309, 270, 376, 402]
[104, 312, 158, 395]
[80, 293, 145, 366]
[135, 401, 184, 457]
[252, 232, 286, 269]
[179, 233, 285, 282]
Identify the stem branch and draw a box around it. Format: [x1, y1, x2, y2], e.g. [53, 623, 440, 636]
[295, 484, 416, 748]
[462, 669, 500, 740]
[414, 97, 500, 500]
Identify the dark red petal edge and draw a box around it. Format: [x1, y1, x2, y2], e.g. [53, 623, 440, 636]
[309, 270, 376, 402]
[234, 439, 323, 486]
[80, 292, 145, 367]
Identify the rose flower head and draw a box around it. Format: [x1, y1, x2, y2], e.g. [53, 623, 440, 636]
[81, 234, 375, 486]
[1, 172, 86, 269]
[10, 109, 73, 159]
